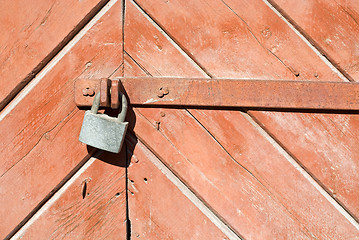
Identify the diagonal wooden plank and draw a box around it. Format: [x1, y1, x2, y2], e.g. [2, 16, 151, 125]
[130, 0, 344, 81]
[0, 1, 123, 238]
[0, 0, 111, 111]
[124, 54, 242, 239]
[267, 0, 359, 81]
[11, 154, 126, 240]
[126, 134, 240, 240]
[124, 1, 359, 238]
[130, 0, 359, 223]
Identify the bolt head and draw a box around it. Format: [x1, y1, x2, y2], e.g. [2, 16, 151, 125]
[82, 88, 89, 96]
[87, 89, 95, 96]
[162, 87, 169, 95]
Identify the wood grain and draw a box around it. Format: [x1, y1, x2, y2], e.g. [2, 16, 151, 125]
[0, 1, 123, 238]
[0, 0, 110, 110]
[130, 0, 359, 222]
[269, 0, 359, 81]
[12, 155, 126, 240]
[248, 110, 359, 219]
[130, 0, 343, 81]
[126, 135, 232, 240]
[124, 1, 359, 238]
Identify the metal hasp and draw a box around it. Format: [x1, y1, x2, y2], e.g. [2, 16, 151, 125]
[120, 78, 359, 111]
[79, 92, 128, 153]
[74, 78, 359, 111]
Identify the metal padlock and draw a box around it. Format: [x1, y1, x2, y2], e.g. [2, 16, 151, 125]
[79, 91, 128, 153]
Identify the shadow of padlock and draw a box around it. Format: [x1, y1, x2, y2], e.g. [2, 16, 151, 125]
[79, 91, 128, 153]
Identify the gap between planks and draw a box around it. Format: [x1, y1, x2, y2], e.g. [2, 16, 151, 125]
[131, 129, 243, 240]
[3, 0, 119, 238]
[9, 154, 98, 240]
[246, 111, 359, 223]
[128, 0, 359, 230]
[262, 0, 351, 82]
[130, 0, 214, 78]
[0, 0, 111, 112]
[0, 0, 118, 122]
[242, 112, 359, 230]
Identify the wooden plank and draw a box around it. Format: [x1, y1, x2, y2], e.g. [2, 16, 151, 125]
[131, 107, 312, 239]
[132, 105, 359, 239]
[268, 0, 359, 81]
[129, 0, 343, 81]
[0, 1, 123, 238]
[118, 77, 359, 110]
[129, 0, 359, 221]
[124, 1, 359, 238]
[0, 0, 110, 110]
[126, 135, 235, 240]
[124, 55, 239, 239]
[247, 110, 359, 218]
[11, 155, 126, 240]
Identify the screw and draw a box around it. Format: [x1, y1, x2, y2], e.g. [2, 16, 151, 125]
[157, 87, 169, 98]
[87, 88, 95, 96]
[162, 87, 169, 95]
[160, 112, 166, 117]
[82, 87, 95, 96]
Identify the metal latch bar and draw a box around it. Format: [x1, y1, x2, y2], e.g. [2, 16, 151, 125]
[75, 78, 359, 111]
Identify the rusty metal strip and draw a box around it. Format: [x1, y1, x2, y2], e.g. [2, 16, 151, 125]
[75, 78, 359, 110]
[119, 78, 359, 110]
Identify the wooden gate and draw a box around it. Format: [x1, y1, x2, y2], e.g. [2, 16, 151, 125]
[1, 0, 359, 239]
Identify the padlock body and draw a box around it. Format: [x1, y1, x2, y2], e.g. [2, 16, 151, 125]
[79, 111, 128, 153]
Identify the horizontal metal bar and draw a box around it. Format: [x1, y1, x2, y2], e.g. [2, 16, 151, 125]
[119, 78, 359, 110]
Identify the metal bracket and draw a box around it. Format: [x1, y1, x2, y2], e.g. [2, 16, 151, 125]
[74, 78, 359, 111]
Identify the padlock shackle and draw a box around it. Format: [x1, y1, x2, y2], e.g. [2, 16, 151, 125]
[90, 92, 101, 113]
[118, 92, 127, 122]
[89, 91, 127, 122]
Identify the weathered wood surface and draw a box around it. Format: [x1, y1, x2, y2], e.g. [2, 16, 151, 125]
[11, 155, 126, 240]
[126, 136, 232, 240]
[269, 0, 359, 81]
[0, 1, 123, 238]
[128, 0, 359, 221]
[0, 0, 110, 110]
[125, 0, 359, 239]
[1, 0, 358, 238]
[130, 0, 343, 81]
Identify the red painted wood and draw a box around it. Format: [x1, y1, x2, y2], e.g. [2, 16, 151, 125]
[0, 0, 109, 109]
[14, 156, 126, 239]
[248, 110, 359, 218]
[270, 0, 359, 80]
[130, 0, 359, 221]
[124, 1, 359, 238]
[1, 0, 358, 238]
[132, 105, 359, 239]
[132, 0, 342, 81]
[126, 136, 230, 240]
[0, 1, 123, 237]
[132, 107, 314, 239]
